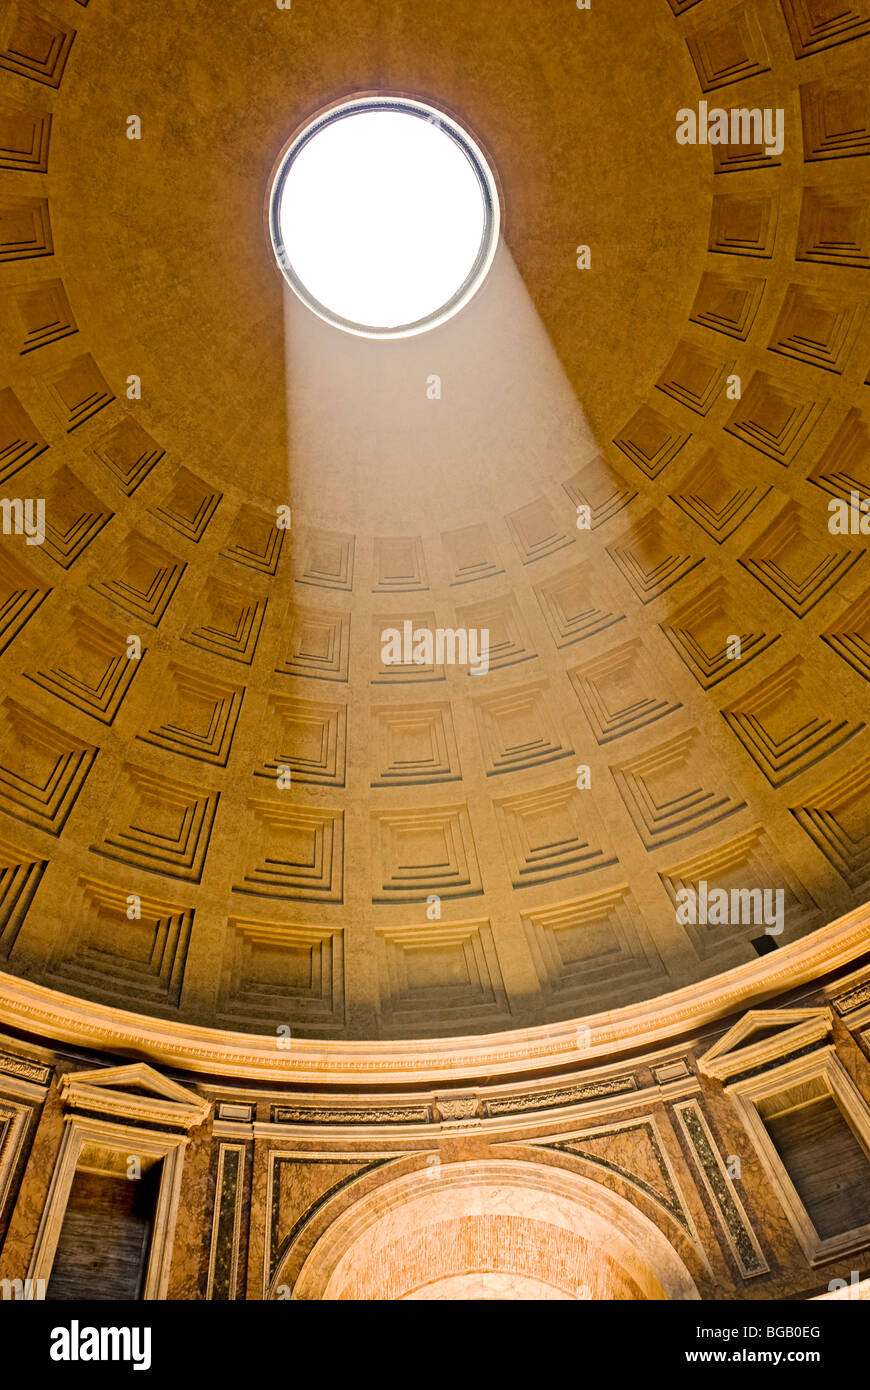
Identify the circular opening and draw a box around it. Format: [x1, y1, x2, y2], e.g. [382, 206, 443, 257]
[269, 97, 500, 338]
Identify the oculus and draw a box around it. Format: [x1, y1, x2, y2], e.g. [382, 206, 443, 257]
[269, 96, 500, 338]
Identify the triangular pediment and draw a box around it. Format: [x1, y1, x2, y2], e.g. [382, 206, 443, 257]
[699, 1008, 832, 1083]
[60, 1062, 211, 1129]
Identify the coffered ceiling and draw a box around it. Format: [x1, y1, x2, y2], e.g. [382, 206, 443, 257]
[0, 0, 868, 1041]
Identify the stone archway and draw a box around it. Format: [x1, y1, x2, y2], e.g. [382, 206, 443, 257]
[282, 1159, 702, 1301]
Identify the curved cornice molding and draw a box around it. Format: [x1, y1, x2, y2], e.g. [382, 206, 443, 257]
[0, 905, 867, 1088]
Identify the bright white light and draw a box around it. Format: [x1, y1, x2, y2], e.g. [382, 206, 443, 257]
[270, 99, 499, 337]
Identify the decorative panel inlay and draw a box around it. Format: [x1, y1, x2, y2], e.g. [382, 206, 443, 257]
[612, 728, 747, 852]
[709, 192, 779, 258]
[235, 800, 344, 903]
[722, 655, 864, 786]
[371, 803, 482, 902]
[92, 763, 219, 883]
[568, 638, 681, 744]
[441, 522, 504, 586]
[607, 509, 704, 603]
[0, 193, 52, 262]
[724, 372, 825, 466]
[670, 448, 770, 543]
[183, 577, 266, 665]
[660, 827, 818, 959]
[50, 877, 193, 1009]
[562, 454, 637, 529]
[276, 604, 348, 682]
[685, 6, 771, 91]
[613, 404, 691, 481]
[472, 679, 575, 776]
[791, 755, 870, 890]
[0, 97, 50, 170]
[689, 270, 766, 340]
[801, 76, 870, 160]
[218, 918, 343, 1030]
[780, 0, 870, 58]
[139, 663, 244, 767]
[0, 835, 47, 956]
[0, 698, 96, 835]
[371, 700, 461, 786]
[0, 2, 75, 87]
[255, 694, 346, 787]
[3, 276, 76, 353]
[0, 385, 47, 482]
[505, 496, 575, 566]
[27, 604, 139, 723]
[493, 782, 617, 887]
[674, 1100, 768, 1278]
[796, 186, 870, 269]
[661, 577, 780, 688]
[522, 886, 667, 1012]
[656, 341, 734, 416]
[149, 469, 221, 543]
[535, 563, 625, 647]
[90, 417, 165, 496]
[90, 531, 186, 627]
[739, 501, 861, 616]
[375, 918, 509, 1033]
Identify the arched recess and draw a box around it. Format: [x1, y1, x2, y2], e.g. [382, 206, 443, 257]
[278, 1159, 702, 1301]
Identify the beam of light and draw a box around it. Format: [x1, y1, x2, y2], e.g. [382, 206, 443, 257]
[283, 236, 602, 534]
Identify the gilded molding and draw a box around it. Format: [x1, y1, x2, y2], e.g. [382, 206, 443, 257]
[834, 981, 870, 1016]
[0, 1049, 50, 1087]
[59, 1063, 211, 1131]
[483, 1074, 637, 1117]
[0, 905, 866, 1087]
[698, 1009, 832, 1082]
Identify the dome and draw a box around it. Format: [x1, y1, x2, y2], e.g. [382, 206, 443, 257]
[0, 0, 869, 1321]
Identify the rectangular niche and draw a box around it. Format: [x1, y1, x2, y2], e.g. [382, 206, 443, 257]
[45, 1150, 163, 1301]
[31, 1122, 188, 1300]
[28, 1066, 208, 1300]
[732, 1050, 870, 1265]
